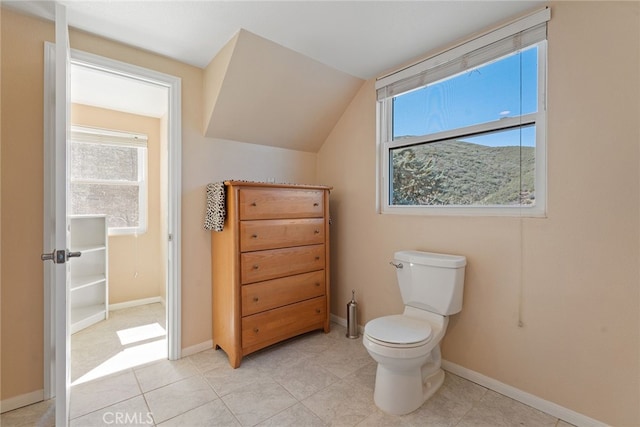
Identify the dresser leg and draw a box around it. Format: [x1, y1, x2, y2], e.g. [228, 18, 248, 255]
[230, 354, 242, 369]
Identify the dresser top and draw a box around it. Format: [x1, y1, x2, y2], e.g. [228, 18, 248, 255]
[224, 180, 332, 191]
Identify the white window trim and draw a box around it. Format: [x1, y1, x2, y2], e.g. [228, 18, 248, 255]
[376, 8, 549, 217]
[70, 125, 149, 235]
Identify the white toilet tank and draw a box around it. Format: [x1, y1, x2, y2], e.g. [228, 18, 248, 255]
[394, 250, 466, 315]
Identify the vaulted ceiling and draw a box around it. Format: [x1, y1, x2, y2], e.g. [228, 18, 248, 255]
[5, 1, 544, 80]
[5, 1, 545, 152]
[202, 29, 364, 152]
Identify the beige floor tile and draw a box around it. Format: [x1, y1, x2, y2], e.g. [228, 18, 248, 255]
[257, 402, 327, 426]
[248, 343, 315, 373]
[156, 400, 240, 426]
[221, 380, 297, 426]
[203, 358, 273, 397]
[302, 379, 376, 426]
[70, 370, 141, 419]
[355, 409, 413, 427]
[282, 329, 339, 356]
[401, 372, 487, 426]
[342, 361, 377, 391]
[71, 341, 125, 382]
[0, 398, 55, 427]
[187, 348, 231, 374]
[71, 303, 167, 383]
[313, 337, 372, 379]
[457, 390, 558, 427]
[7, 314, 570, 427]
[70, 395, 152, 427]
[134, 357, 199, 392]
[144, 376, 218, 424]
[270, 356, 340, 400]
[324, 323, 351, 341]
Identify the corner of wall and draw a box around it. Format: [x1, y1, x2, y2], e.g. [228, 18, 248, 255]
[202, 31, 240, 135]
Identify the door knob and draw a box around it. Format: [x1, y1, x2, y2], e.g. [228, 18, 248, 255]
[41, 249, 82, 264]
[41, 251, 56, 262]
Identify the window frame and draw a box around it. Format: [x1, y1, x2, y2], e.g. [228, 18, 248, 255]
[69, 126, 149, 235]
[376, 9, 549, 217]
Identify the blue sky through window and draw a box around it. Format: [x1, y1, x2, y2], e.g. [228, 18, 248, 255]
[392, 46, 538, 147]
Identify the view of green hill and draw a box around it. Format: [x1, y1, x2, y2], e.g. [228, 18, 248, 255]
[391, 140, 535, 206]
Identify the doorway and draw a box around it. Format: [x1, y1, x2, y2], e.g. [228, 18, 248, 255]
[43, 44, 182, 402]
[69, 62, 168, 384]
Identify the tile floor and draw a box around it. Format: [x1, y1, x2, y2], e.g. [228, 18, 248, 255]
[2, 304, 575, 427]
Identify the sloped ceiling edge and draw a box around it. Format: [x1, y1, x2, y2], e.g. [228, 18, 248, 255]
[204, 29, 364, 153]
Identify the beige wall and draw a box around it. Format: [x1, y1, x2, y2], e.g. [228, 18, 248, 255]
[1, 9, 51, 401]
[71, 104, 164, 304]
[317, 2, 639, 426]
[0, 9, 317, 403]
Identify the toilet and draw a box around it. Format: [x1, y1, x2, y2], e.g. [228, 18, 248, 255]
[363, 250, 466, 415]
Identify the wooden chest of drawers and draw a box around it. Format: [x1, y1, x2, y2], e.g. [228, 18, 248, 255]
[211, 182, 331, 368]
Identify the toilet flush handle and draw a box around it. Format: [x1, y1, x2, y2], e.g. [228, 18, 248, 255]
[389, 261, 403, 269]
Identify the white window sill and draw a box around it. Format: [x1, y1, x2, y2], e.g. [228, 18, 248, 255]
[380, 205, 547, 218]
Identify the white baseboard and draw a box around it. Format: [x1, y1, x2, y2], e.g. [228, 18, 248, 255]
[330, 313, 364, 334]
[181, 340, 213, 358]
[440, 360, 607, 427]
[109, 296, 163, 312]
[0, 389, 43, 414]
[330, 313, 605, 427]
[330, 313, 347, 327]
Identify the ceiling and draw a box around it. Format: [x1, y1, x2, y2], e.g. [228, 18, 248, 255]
[6, 1, 545, 80]
[5, 1, 545, 145]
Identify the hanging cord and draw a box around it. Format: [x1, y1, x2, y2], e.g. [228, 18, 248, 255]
[518, 216, 525, 327]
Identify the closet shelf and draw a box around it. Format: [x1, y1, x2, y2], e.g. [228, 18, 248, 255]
[69, 215, 109, 334]
[70, 244, 106, 253]
[70, 274, 106, 291]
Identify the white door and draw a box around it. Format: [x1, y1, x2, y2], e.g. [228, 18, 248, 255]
[42, 19, 183, 423]
[42, 45, 183, 423]
[41, 4, 73, 426]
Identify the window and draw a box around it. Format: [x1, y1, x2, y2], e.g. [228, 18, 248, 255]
[69, 126, 148, 235]
[377, 8, 550, 216]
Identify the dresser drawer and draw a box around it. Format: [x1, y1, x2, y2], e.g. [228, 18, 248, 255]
[241, 244, 325, 284]
[242, 296, 326, 350]
[239, 188, 324, 220]
[240, 218, 324, 252]
[241, 270, 325, 316]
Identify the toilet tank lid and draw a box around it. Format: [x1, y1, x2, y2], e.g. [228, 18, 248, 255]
[395, 250, 466, 268]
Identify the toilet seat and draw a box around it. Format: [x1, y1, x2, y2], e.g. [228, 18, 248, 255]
[364, 315, 432, 348]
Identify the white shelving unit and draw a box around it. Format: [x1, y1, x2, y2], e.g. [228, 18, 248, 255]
[69, 215, 108, 334]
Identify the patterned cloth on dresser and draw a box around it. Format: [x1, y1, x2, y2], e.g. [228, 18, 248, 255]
[204, 182, 225, 231]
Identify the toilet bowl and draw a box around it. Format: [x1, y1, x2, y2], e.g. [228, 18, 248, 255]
[363, 250, 466, 415]
[363, 307, 447, 415]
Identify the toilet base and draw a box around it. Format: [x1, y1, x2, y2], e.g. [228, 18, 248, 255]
[373, 364, 445, 415]
[422, 368, 445, 403]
